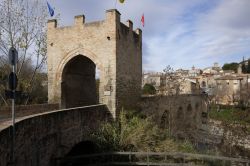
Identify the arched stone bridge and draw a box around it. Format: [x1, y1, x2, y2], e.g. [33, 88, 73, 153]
[0, 95, 209, 166]
[1, 94, 235, 166]
[0, 104, 112, 166]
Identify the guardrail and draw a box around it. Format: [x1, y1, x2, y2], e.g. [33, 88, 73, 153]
[55, 151, 250, 166]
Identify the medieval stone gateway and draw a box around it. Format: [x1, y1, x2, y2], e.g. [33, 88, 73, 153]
[47, 9, 142, 118]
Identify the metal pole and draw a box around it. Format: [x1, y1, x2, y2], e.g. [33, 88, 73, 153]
[11, 64, 15, 165]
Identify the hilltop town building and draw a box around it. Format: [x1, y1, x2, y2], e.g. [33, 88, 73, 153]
[142, 62, 250, 105]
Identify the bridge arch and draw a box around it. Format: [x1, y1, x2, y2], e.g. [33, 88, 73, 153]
[56, 47, 104, 76]
[65, 140, 100, 156]
[160, 110, 170, 129]
[176, 106, 183, 120]
[59, 140, 101, 165]
[187, 104, 192, 112]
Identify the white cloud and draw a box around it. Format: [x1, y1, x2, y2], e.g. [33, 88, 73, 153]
[54, 0, 250, 71]
[142, 0, 250, 71]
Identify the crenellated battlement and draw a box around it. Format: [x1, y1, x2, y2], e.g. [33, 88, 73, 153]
[74, 15, 85, 25]
[47, 9, 141, 40]
[47, 19, 57, 28]
[126, 20, 133, 31]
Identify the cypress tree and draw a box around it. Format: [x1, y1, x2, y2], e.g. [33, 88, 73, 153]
[247, 59, 250, 73]
[242, 62, 247, 73]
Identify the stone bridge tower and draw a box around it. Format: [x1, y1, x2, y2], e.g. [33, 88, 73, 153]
[47, 9, 142, 118]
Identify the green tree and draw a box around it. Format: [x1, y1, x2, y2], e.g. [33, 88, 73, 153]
[242, 63, 247, 73]
[23, 72, 48, 104]
[222, 63, 239, 73]
[142, 83, 156, 95]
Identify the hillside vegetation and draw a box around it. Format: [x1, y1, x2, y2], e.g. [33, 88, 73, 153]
[91, 110, 196, 153]
[209, 107, 250, 125]
[209, 107, 250, 134]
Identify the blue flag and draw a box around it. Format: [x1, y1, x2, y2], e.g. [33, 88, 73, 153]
[47, 1, 54, 17]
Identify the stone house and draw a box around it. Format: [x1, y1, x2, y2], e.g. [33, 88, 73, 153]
[142, 72, 162, 92]
[188, 66, 202, 77]
[180, 78, 199, 94]
[214, 75, 243, 105]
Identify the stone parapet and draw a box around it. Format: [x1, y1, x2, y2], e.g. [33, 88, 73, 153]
[0, 104, 112, 166]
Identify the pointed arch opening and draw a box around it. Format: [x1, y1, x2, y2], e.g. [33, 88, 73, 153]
[61, 55, 99, 108]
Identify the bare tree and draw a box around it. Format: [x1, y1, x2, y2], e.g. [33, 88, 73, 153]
[0, 0, 48, 105]
[159, 65, 185, 96]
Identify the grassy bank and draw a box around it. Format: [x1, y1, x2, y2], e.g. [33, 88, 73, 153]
[209, 107, 250, 125]
[209, 106, 250, 135]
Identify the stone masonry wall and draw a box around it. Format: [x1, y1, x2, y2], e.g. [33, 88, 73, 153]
[140, 95, 208, 139]
[47, 10, 117, 117]
[116, 21, 142, 111]
[0, 104, 111, 166]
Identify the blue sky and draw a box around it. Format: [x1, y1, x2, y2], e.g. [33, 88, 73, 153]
[49, 0, 250, 72]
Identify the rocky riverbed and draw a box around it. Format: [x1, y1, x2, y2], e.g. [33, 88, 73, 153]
[197, 119, 250, 158]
